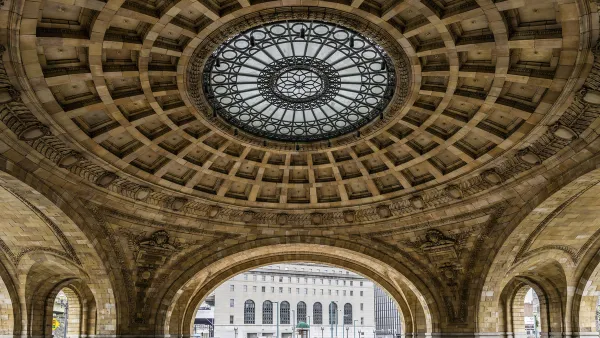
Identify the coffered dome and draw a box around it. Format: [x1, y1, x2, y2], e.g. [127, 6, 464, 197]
[6, 0, 592, 217]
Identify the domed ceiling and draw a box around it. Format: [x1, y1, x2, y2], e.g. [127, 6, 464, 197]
[4, 0, 591, 221]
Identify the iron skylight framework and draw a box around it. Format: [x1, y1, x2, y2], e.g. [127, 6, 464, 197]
[203, 20, 396, 142]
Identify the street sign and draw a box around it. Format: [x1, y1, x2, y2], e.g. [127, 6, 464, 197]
[52, 318, 60, 330]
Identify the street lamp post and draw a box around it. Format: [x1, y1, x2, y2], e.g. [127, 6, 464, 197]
[308, 316, 311, 338]
[346, 326, 349, 338]
[329, 302, 334, 338]
[273, 301, 280, 338]
[336, 308, 339, 338]
[234, 327, 238, 338]
[292, 310, 296, 338]
[321, 326, 324, 338]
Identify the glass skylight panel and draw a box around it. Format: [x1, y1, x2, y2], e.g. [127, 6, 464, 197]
[204, 20, 396, 142]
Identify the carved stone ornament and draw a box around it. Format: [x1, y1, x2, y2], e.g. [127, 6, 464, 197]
[208, 205, 221, 217]
[420, 229, 458, 267]
[139, 230, 178, 251]
[582, 89, 600, 105]
[277, 213, 288, 225]
[445, 185, 463, 199]
[242, 210, 255, 222]
[377, 205, 391, 218]
[18, 122, 49, 141]
[410, 196, 424, 209]
[57, 151, 81, 168]
[169, 197, 187, 211]
[550, 123, 577, 141]
[95, 172, 118, 188]
[343, 210, 356, 223]
[517, 149, 541, 165]
[311, 213, 323, 225]
[481, 169, 503, 185]
[134, 187, 152, 201]
[0, 86, 20, 104]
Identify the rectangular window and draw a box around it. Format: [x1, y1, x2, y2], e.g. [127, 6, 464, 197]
[304, 278, 308, 283]
[271, 276, 275, 282]
[328, 290, 331, 295]
[279, 277, 283, 282]
[271, 287, 275, 293]
[244, 274, 248, 280]
[279, 287, 283, 293]
[230, 299, 234, 307]
[350, 291, 353, 296]
[230, 285, 235, 291]
[361, 317, 364, 325]
[312, 278, 316, 284]
[262, 275, 266, 281]
[288, 287, 291, 293]
[230, 315, 234, 324]
[350, 281, 353, 286]
[360, 303, 363, 311]
[343, 280, 346, 286]
[262, 286, 266, 292]
[336, 280, 339, 285]
[244, 285, 248, 292]
[321, 289, 324, 295]
[336, 290, 339, 296]
[343, 290, 346, 296]
[321, 278, 324, 284]
[253, 275, 257, 281]
[304, 288, 308, 294]
[313, 289, 316, 295]
[360, 282, 363, 286]
[360, 291, 363, 296]
[253, 286, 257, 292]
[297, 277, 300, 283]
[288, 277, 292, 282]
[296, 288, 300, 294]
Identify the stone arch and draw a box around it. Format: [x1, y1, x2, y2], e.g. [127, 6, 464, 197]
[19, 252, 98, 337]
[571, 238, 600, 334]
[0, 255, 18, 336]
[0, 159, 122, 334]
[493, 258, 568, 338]
[157, 242, 436, 338]
[42, 282, 97, 337]
[476, 165, 600, 334]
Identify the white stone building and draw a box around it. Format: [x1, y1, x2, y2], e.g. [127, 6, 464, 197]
[201, 263, 375, 338]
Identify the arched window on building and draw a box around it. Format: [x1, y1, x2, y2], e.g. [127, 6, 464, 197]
[344, 303, 352, 324]
[313, 302, 323, 324]
[244, 300, 255, 324]
[297, 301, 307, 323]
[329, 302, 338, 325]
[263, 301, 273, 324]
[281, 301, 290, 324]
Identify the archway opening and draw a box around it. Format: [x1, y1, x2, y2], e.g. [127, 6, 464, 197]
[522, 289, 540, 338]
[51, 288, 82, 338]
[191, 263, 404, 338]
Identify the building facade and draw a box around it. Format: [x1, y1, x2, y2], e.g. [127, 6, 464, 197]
[204, 264, 376, 338]
[374, 287, 401, 338]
